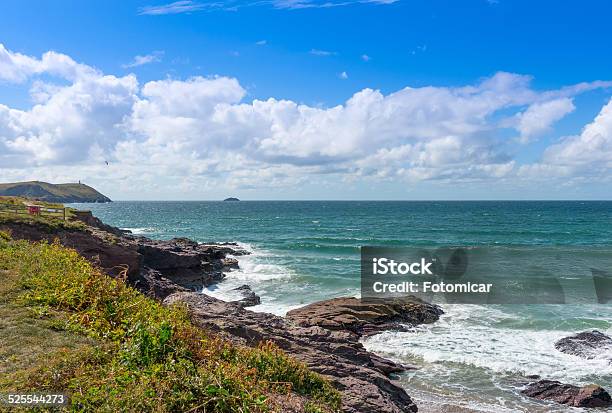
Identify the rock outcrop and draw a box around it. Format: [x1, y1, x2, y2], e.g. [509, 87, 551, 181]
[231, 284, 261, 307]
[0, 220, 248, 300]
[521, 380, 612, 408]
[164, 292, 442, 413]
[286, 297, 443, 337]
[555, 330, 612, 363]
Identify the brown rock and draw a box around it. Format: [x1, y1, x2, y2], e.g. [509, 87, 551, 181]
[286, 296, 443, 336]
[0, 221, 249, 296]
[521, 380, 612, 408]
[0, 221, 141, 279]
[231, 284, 261, 307]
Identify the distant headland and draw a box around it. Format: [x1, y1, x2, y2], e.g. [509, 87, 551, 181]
[223, 197, 240, 202]
[0, 181, 111, 203]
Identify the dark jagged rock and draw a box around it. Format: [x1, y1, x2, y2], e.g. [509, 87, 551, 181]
[555, 330, 612, 363]
[231, 284, 261, 307]
[129, 237, 248, 290]
[0, 221, 249, 298]
[286, 296, 443, 337]
[137, 267, 190, 299]
[72, 210, 128, 236]
[521, 380, 612, 408]
[164, 292, 441, 413]
[200, 242, 250, 256]
[222, 257, 240, 270]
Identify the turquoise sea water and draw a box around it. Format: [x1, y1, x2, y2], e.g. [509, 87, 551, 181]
[73, 201, 612, 412]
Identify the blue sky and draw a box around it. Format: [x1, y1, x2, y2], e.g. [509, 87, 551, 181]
[1, 0, 612, 199]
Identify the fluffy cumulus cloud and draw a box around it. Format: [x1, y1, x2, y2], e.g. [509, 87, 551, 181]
[0, 46, 138, 167]
[0, 44, 97, 83]
[519, 98, 612, 181]
[1, 43, 612, 196]
[514, 98, 575, 142]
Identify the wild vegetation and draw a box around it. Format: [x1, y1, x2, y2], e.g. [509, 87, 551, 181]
[0, 231, 341, 412]
[0, 197, 85, 231]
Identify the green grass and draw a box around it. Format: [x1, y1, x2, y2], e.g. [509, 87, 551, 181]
[0, 233, 341, 412]
[0, 197, 85, 232]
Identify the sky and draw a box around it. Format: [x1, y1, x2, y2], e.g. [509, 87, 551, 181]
[0, 0, 612, 200]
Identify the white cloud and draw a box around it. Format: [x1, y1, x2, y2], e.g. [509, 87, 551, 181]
[139, 0, 397, 13]
[0, 74, 138, 167]
[122, 51, 164, 68]
[544, 99, 612, 167]
[516, 98, 612, 185]
[514, 98, 575, 142]
[273, 0, 398, 8]
[256, 40, 267, 46]
[410, 45, 427, 56]
[339, 71, 348, 79]
[0, 43, 97, 83]
[310, 49, 336, 56]
[361, 54, 371, 62]
[1, 44, 612, 196]
[139, 1, 206, 15]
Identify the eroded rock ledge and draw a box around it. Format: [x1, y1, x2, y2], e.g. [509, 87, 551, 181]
[286, 297, 443, 337]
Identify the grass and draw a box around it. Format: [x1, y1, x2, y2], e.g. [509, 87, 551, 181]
[0, 197, 86, 232]
[0, 268, 98, 391]
[0, 232, 341, 412]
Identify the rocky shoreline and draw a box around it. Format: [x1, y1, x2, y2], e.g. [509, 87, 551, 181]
[1, 212, 443, 412]
[2, 212, 611, 412]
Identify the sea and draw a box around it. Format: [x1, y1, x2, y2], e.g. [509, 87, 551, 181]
[72, 201, 612, 412]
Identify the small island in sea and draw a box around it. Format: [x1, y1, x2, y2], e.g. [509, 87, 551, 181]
[223, 197, 240, 201]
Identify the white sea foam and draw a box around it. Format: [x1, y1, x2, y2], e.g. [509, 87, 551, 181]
[203, 242, 298, 315]
[122, 227, 156, 234]
[229, 242, 294, 282]
[363, 305, 612, 385]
